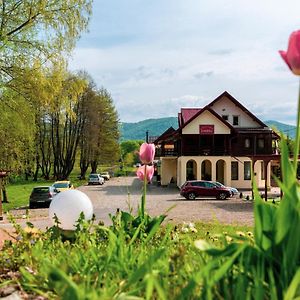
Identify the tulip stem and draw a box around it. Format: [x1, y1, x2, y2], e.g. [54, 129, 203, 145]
[141, 164, 147, 218]
[293, 79, 300, 175]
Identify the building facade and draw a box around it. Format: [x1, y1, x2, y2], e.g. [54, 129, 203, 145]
[154, 91, 280, 190]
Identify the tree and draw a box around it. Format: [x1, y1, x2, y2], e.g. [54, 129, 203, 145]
[120, 140, 143, 166]
[0, 91, 35, 174]
[79, 86, 120, 177]
[0, 0, 92, 88]
[50, 73, 88, 179]
[89, 89, 120, 173]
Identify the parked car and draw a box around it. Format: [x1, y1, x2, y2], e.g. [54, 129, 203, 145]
[29, 186, 58, 208]
[52, 180, 74, 192]
[100, 172, 110, 180]
[213, 181, 239, 197]
[88, 173, 105, 185]
[180, 180, 232, 200]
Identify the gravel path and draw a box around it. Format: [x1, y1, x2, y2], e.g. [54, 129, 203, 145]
[0, 176, 255, 237]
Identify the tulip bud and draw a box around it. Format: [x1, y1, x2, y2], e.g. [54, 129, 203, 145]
[136, 165, 154, 182]
[279, 30, 300, 75]
[139, 143, 155, 164]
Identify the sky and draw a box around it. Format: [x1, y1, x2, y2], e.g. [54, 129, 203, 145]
[69, 0, 300, 125]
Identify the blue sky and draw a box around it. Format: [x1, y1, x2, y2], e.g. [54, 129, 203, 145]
[69, 0, 300, 125]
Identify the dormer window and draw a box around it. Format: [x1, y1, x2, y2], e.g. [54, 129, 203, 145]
[233, 115, 239, 126]
[222, 115, 229, 121]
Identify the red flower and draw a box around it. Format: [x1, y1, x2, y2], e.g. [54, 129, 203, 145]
[139, 143, 155, 164]
[279, 30, 300, 75]
[136, 165, 154, 182]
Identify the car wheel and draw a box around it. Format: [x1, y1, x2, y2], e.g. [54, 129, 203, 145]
[218, 192, 227, 200]
[187, 192, 196, 200]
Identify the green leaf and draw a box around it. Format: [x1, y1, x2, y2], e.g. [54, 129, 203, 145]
[284, 268, 300, 300]
[124, 249, 165, 288]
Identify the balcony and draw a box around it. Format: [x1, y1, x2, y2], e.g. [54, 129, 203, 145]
[156, 148, 178, 157]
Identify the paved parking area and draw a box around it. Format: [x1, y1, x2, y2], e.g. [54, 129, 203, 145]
[0, 176, 256, 230]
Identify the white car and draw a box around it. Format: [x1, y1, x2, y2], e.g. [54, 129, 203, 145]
[100, 172, 110, 180]
[88, 174, 104, 185]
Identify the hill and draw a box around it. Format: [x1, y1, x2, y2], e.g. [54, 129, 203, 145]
[265, 120, 296, 139]
[120, 118, 296, 141]
[120, 117, 178, 141]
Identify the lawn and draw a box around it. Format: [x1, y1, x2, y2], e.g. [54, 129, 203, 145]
[3, 176, 86, 212]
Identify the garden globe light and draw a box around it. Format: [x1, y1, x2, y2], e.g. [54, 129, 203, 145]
[49, 189, 93, 230]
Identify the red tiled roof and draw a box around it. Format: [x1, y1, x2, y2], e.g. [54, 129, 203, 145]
[181, 108, 201, 125]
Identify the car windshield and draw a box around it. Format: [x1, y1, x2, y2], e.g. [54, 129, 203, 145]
[89, 174, 98, 178]
[32, 187, 49, 193]
[53, 183, 69, 188]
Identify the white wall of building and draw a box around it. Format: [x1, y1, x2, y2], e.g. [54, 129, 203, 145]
[210, 96, 261, 128]
[182, 110, 231, 135]
[173, 156, 271, 189]
[160, 158, 177, 186]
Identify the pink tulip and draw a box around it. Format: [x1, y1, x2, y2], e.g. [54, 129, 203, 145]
[136, 165, 154, 182]
[139, 143, 155, 164]
[279, 30, 300, 75]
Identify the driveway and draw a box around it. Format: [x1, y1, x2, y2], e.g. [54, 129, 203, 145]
[0, 176, 255, 231]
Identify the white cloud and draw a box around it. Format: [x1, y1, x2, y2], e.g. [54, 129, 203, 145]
[69, 0, 300, 124]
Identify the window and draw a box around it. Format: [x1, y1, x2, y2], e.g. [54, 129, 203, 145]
[191, 181, 205, 187]
[222, 115, 229, 121]
[261, 161, 265, 180]
[258, 138, 265, 149]
[244, 161, 251, 180]
[204, 182, 216, 188]
[244, 138, 251, 148]
[233, 115, 239, 126]
[231, 161, 239, 180]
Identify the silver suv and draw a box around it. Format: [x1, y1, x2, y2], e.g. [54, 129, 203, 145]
[88, 174, 104, 185]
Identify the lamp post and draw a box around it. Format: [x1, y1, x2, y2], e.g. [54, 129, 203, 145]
[49, 189, 93, 231]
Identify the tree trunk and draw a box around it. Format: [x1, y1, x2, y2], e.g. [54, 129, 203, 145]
[91, 160, 98, 174]
[2, 185, 8, 203]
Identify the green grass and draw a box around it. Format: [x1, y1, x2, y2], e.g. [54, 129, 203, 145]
[3, 176, 87, 212]
[0, 218, 253, 299]
[4, 180, 51, 212]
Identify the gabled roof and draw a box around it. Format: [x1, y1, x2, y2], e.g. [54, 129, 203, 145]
[206, 91, 267, 128]
[180, 108, 202, 125]
[179, 106, 235, 132]
[153, 126, 178, 144]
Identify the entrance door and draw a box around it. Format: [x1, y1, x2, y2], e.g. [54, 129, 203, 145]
[186, 160, 197, 181]
[201, 160, 212, 181]
[216, 159, 225, 184]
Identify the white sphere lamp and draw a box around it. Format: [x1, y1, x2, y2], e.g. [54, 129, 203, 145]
[49, 189, 93, 230]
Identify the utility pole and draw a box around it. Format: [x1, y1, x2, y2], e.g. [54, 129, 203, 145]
[146, 130, 149, 143]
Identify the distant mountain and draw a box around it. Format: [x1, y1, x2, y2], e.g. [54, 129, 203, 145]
[120, 117, 178, 141]
[265, 120, 296, 139]
[120, 118, 296, 141]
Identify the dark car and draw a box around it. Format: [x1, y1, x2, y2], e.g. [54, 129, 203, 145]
[180, 180, 232, 200]
[29, 186, 58, 208]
